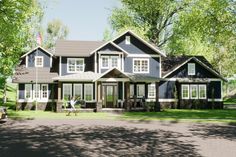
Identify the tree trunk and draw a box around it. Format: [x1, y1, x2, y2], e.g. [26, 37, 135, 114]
[3, 83, 7, 105]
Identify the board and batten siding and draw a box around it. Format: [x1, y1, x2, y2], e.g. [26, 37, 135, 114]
[27, 49, 51, 67]
[208, 81, 221, 99]
[61, 56, 94, 76]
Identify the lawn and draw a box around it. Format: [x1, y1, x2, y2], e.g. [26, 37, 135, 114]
[224, 97, 236, 105]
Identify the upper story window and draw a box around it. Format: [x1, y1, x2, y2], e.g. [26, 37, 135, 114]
[101, 56, 120, 69]
[188, 63, 195, 75]
[133, 58, 149, 73]
[35, 56, 43, 67]
[125, 36, 131, 45]
[67, 58, 84, 73]
[101, 56, 109, 68]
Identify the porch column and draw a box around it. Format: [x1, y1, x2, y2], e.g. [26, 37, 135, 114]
[56, 82, 63, 112]
[125, 82, 131, 111]
[155, 82, 161, 112]
[96, 81, 102, 112]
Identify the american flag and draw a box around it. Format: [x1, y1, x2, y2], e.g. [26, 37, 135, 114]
[36, 32, 42, 46]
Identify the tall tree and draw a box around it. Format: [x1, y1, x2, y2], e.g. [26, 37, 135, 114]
[109, 0, 189, 47]
[0, 0, 43, 103]
[44, 19, 69, 51]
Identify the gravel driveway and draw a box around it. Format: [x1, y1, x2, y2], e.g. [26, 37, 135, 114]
[0, 119, 236, 157]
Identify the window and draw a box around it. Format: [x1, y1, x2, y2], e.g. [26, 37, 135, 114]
[41, 84, 48, 99]
[133, 59, 149, 73]
[137, 84, 145, 98]
[84, 84, 93, 101]
[101, 56, 109, 68]
[25, 84, 32, 99]
[188, 63, 195, 75]
[33, 84, 40, 99]
[35, 56, 43, 67]
[111, 56, 119, 68]
[67, 58, 84, 73]
[190, 85, 198, 99]
[199, 85, 207, 99]
[181, 85, 189, 99]
[130, 84, 134, 98]
[74, 84, 82, 100]
[125, 35, 131, 44]
[63, 84, 72, 100]
[148, 83, 156, 98]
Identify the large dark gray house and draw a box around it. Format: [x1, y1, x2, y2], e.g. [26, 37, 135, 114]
[13, 30, 226, 111]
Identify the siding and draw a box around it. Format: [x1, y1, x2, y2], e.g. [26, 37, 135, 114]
[61, 56, 94, 75]
[159, 81, 176, 99]
[208, 81, 221, 99]
[28, 48, 51, 67]
[167, 59, 218, 79]
[124, 57, 160, 78]
[114, 32, 158, 55]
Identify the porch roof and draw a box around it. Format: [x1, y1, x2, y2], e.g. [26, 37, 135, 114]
[126, 73, 159, 82]
[52, 72, 101, 81]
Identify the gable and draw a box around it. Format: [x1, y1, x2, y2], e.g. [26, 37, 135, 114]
[113, 31, 165, 56]
[27, 48, 51, 68]
[164, 57, 225, 80]
[98, 43, 122, 52]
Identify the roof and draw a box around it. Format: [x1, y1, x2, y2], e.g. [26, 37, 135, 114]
[55, 40, 105, 56]
[162, 56, 226, 81]
[52, 72, 101, 81]
[112, 30, 166, 57]
[21, 46, 53, 58]
[12, 66, 58, 83]
[126, 73, 158, 82]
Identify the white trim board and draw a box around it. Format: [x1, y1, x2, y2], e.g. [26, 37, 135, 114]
[127, 54, 160, 58]
[159, 99, 179, 102]
[207, 99, 223, 102]
[21, 46, 53, 58]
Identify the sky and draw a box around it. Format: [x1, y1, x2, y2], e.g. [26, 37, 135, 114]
[40, 0, 120, 41]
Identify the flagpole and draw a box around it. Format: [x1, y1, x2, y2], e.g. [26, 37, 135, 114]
[36, 47, 38, 111]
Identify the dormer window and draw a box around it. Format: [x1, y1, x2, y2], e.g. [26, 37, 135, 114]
[35, 56, 43, 67]
[125, 35, 131, 45]
[188, 63, 195, 75]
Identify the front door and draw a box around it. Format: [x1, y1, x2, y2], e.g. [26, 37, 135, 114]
[102, 83, 118, 108]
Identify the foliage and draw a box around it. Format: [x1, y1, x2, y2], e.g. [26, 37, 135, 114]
[43, 19, 69, 51]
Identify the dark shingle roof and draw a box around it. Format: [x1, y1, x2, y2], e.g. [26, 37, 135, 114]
[161, 56, 219, 77]
[12, 66, 58, 83]
[55, 40, 105, 56]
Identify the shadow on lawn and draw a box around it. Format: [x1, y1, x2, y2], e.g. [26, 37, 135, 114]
[190, 123, 236, 140]
[0, 122, 201, 157]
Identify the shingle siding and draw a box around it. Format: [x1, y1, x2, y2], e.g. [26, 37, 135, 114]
[28, 49, 51, 67]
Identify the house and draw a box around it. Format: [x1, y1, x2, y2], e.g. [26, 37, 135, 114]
[13, 30, 226, 111]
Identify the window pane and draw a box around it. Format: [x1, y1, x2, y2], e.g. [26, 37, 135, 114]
[182, 85, 189, 99]
[148, 84, 155, 98]
[133, 59, 149, 73]
[102, 57, 109, 68]
[190, 85, 198, 99]
[25, 84, 32, 99]
[199, 85, 206, 99]
[33, 84, 40, 99]
[68, 59, 75, 72]
[76, 60, 84, 72]
[84, 84, 93, 101]
[111, 57, 118, 68]
[41, 84, 48, 98]
[188, 63, 195, 75]
[137, 84, 145, 97]
[74, 84, 82, 100]
[63, 84, 72, 100]
[130, 84, 134, 97]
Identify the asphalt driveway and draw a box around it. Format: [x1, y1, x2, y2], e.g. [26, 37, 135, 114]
[0, 119, 236, 157]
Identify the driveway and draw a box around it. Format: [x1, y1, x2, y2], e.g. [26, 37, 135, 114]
[0, 119, 236, 157]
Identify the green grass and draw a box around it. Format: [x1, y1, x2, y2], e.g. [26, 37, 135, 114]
[120, 109, 236, 123]
[224, 98, 236, 105]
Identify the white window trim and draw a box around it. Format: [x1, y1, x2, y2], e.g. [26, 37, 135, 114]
[73, 84, 83, 99]
[35, 56, 44, 67]
[190, 85, 198, 99]
[84, 84, 94, 101]
[125, 35, 131, 45]
[24, 84, 32, 100]
[63, 84, 72, 100]
[199, 85, 207, 99]
[133, 58, 149, 73]
[181, 84, 189, 99]
[67, 58, 85, 73]
[188, 63, 196, 75]
[41, 84, 48, 99]
[137, 84, 145, 98]
[101, 56, 110, 69]
[148, 83, 156, 98]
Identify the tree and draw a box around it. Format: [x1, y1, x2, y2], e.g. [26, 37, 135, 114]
[44, 19, 69, 51]
[109, 0, 190, 47]
[0, 0, 43, 104]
